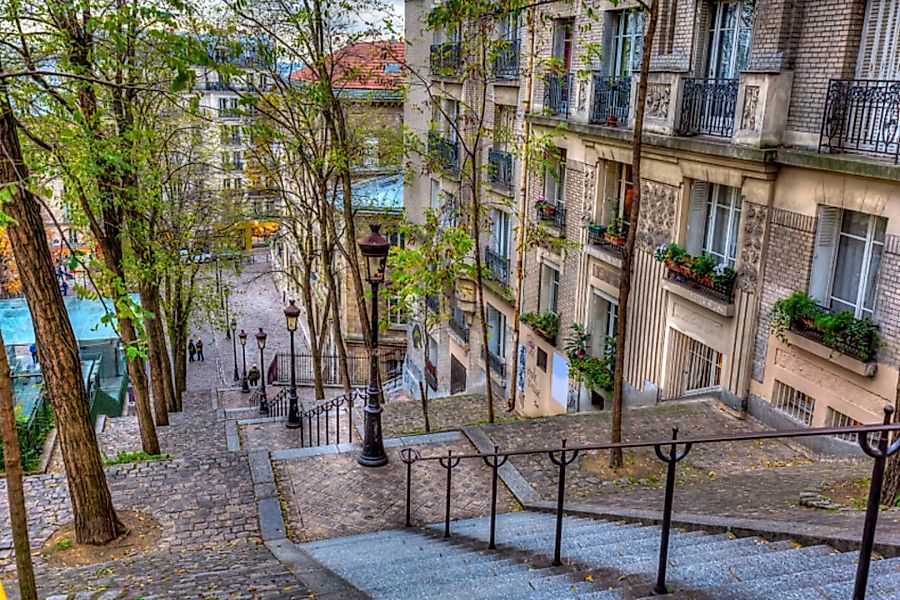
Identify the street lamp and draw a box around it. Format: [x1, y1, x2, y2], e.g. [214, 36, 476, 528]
[284, 300, 301, 429]
[224, 287, 232, 340]
[239, 329, 250, 393]
[357, 223, 390, 467]
[230, 318, 239, 382]
[256, 327, 268, 414]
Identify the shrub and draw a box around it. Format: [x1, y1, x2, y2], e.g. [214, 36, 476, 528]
[521, 310, 560, 340]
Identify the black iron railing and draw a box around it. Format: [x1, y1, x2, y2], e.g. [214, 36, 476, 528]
[590, 74, 631, 126]
[487, 148, 514, 191]
[543, 73, 573, 117]
[486, 349, 506, 377]
[273, 349, 405, 386]
[425, 359, 438, 390]
[266, 388, 360, 448]
[430, 42, 462, 74]
[449, 307, 470, 344]
[485, 247, 511, 286]
[493, 39, 520, 79]
[819, 78, 900, 164]
[587, 221, 628, 255]
[663, 261, 735, 304]
[536, 201, 566, 231]
[677, 77, 739, 138]
[400, 406, 900, 598]
[428, 131, 460, 175]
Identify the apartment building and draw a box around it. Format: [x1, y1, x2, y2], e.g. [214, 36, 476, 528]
[403, 0, 527, 401]
[405, 0, 900, 435]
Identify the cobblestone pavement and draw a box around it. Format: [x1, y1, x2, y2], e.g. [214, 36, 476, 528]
[275, 439, 520, 543]
[480, 399, 900, 534]
[382, 393, 515, 439]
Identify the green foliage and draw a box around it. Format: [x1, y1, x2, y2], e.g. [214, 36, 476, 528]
[102, 450, 170, 466]
[54, 539, 73, 551]
[606, 217, 625, 239]
[654, 244, 737, 290]
[565, 324, 614, 393]
[521, 310, 560, 341]
[770, 291, 882, 362]
[0, 398, 53, 472]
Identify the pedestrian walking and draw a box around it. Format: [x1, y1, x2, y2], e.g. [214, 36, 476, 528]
[188, 339, 196, 362]
[61, 281, 69, 296]
[248, 364, 260, 387]
[29, 343, 37, 365]
[196, 338, 205, 362]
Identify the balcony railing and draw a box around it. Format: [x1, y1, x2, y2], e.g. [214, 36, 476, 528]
[818, 78, 900, 164]
[536, 200, 566, 232]
[486, 348, 506, 378]
[590, 74, 631, 126]
[428, 131, 460, 175]
[425, 359, 438, 390]
[487, 148, 514, 190]
[587, 221, 629, 255]
[449, 308, 470, 344]
[543, 73, 573, 117]
[677, 77, 738, 138]
[485, 247, 510, 286]
[493, 38, 520, 79]
[430, 42, 462, 74]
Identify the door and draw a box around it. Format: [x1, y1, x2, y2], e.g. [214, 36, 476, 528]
[450, 355, 467, 394]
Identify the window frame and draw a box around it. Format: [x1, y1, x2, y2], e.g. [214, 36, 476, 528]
[702, 183, 742, 267]
[829, 210, 885, 319]
[706, 0, 754, 79]
[490, 209, 511, 258]
[610, 9, 644, 77]
[539, 262, 560, 315]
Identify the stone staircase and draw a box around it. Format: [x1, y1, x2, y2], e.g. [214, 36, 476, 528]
[301, 511, 900, 599]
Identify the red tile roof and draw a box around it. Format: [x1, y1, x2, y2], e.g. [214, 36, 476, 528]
[289, 41, 405, 91]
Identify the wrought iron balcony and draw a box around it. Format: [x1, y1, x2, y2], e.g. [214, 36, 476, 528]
[677, 77, 739, 138]
[536, 200, 566, 232]
[587, 221, 628, 255]
[449, 307, 469, 344]
[543, 73, 573, 117]
[485, 247, 511, 286]
[428, 131, 460, 175]
[430, 42, 462, 74]
[819, 78, 900, 164]
[487, 148, 514, 190]
[590, 74, 631, 126]
[493, 39, 520, 79]
[486, 348, 506, 378]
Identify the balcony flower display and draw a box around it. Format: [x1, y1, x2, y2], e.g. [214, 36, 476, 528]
[521, 310, 560, 343]
[535, 195, 556, 217]
[655, 243, 737, 301]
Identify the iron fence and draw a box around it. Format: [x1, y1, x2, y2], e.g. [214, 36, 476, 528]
[818, 78, 900, 164]
[537, 201, 566, 232]
[430, 42, 462, 74]
[427, 131, 460, 175]
[492, 39, 520, 79]
[449, 308, 470, 344]
[273, 350, 405, 387]
[484, 247, 511, 286]
[590, 74, 631, 126]
[543, 73, 573, 117]
[677, 77, 738, 138]
[264, 388, 360, 448]
[400, 406, 900, 599]
[487, 148, 514, 190]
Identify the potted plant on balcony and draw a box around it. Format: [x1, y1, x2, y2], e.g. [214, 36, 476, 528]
[606, 115, 618, 127]
[521, 310, 560, 343]
[535, 195, 555, 218]
[655, 243, 737, 298]
[603, 218, 626, 247]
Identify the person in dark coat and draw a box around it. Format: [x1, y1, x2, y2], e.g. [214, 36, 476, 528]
[188, 339, 196, 362]
[196, 339, 205, 361]
[248, 364, 260, 387]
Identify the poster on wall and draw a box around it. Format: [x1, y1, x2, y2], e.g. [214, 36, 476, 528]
[517, 343, 526, 393]
[551, 352, 569, 409]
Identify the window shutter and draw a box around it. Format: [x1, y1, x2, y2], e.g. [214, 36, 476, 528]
[603, 161, 619, 222]
[858, 0, 900, 78]
[809, 206, 842, 305]
[685, 181, 708, 255]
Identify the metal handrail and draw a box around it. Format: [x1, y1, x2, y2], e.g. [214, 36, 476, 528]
[400, 406, 900, 598]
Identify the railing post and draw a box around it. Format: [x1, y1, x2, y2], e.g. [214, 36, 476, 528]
[316, 407, 321, 446]
[548, 439, 579, 566]
[482, 445, 509, 550]
[439, 450, 461, 538]
[854, 406, 900, 600]
[400, 448, 420, 528]
[652, 428, 693, 596]
[325, 404, 331, 445]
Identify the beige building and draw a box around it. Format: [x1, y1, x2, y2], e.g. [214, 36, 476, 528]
[405, 0, 900, 444]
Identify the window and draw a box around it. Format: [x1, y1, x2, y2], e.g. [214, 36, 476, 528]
[685, 182, 741, 267]
[544, 149, 566, 206]
[218, 97, 239, 116]
[490, 210, 511, 258]
[771, 381, 816, 426]
[610, 10, 644, 77]
[499, 13, 519, 41]
[386, 296, 408, 326]
[810, 207, 886, 319]
[487, 304, 507, 358]
[825, 407, 879, 444]
[539, 262, 560, 315]
[361, 136, 379, 168]
[665, 329, 722, 397]
[384, 62, 401, 74]
[388, 231, 406, 250]
[616, 163, 633, 224]
[430, 179, 441, 211]
[493, 104, 516, 151]
[588, 290, 618, 358]
[537, 347, 548, 371]
[552, 19, 575, 71]
[857, 0, 900, 79]
[444, 98, 459, 141]
[706, 1, 754, 79]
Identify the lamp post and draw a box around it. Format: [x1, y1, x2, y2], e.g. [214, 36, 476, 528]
[284, 300, 301, 428]
[357, 223, 391, 467]
[224, 287, 231, 340]
[230, 318, 239, 382]
[256, 328, 268, 414]
[239, 329, 250, 393]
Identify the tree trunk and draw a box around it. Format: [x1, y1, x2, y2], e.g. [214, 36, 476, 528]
[0, 84, 125, 545]
[140, 284, 171, 427]
[0, 332, 38, 600]
[118, 316, 161, 454]
[419, 380, 431, 433]
[610, 0, 659, 469]
[470, 143, 495, 424]
[300, 255, 326, 401]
